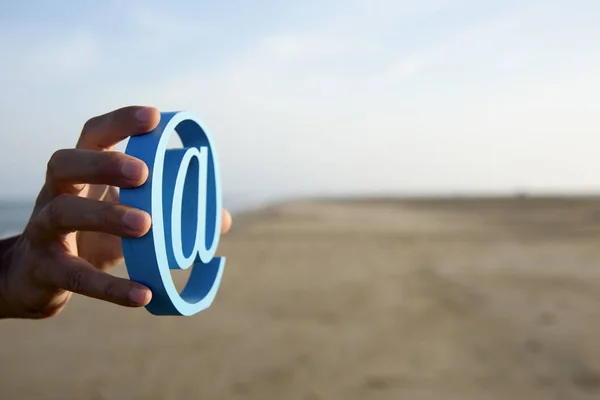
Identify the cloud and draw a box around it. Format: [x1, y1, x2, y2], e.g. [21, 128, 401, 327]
[2, 0, 600, 199]
[0, 31, 100, 86]
[73, 1, 600, 196]
[34, 33, 99, 74]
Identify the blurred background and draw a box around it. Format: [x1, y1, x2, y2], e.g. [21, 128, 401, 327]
[2, 1, 600, 399]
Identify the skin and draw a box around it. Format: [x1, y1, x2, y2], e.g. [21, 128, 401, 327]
[0, 106, 232, 319]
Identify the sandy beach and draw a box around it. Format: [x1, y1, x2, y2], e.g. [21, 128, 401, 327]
[3, 197, 600, 399]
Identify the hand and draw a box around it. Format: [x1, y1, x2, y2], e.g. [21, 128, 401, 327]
[0, 106, 232, 319]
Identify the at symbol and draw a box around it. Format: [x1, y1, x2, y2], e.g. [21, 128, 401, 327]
[121, 111, 226, 316]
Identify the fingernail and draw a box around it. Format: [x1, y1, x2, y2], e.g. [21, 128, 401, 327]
[121, 160, 145, 181]
[129, 286, 151, 305]
[135, 107, 152, 123]
[123, 210, 149, 232]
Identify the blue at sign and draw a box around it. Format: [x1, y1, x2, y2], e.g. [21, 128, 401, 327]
[120, 111, 226, 316]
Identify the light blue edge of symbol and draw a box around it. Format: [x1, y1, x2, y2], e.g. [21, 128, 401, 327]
[120, 111, 226, 316]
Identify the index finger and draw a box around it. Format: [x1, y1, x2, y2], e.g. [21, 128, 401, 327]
[76, 106, 161, 151]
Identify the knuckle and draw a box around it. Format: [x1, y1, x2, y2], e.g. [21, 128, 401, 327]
[53, 193, 71, 207]
[102, 280, 115, 299]
[45, 195, 71, 229]
[81, 115, 101, 136]
[23, 219, 40, 242]
[68, 268, 85, 293]
[46, 198, 62, 228]
[109, 106, 141, 129]
[82, 107, 138, 135]
[96, 151, 123, 172]
[28, 262, 47, 284]
[99, 202, 116, 228]
[114, 106, 135, 120]
[46, 149, 66, 180]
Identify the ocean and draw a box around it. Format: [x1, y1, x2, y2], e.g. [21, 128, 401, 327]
[0, 194, 274, 239]
[0, 200, 35, 238]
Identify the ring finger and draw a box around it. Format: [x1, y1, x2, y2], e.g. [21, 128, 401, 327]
[26, 195, 151, 245]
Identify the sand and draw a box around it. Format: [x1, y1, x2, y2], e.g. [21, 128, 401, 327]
[3, 197, 600, 399]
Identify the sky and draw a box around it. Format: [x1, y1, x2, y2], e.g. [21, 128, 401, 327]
[1, 0, 599, 206]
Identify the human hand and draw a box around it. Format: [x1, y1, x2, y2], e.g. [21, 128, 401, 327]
[0, 106, 232, 319]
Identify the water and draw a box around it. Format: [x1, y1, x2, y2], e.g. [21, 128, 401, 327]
[0, 194, 273, 239]
[0, 200, 34, 238]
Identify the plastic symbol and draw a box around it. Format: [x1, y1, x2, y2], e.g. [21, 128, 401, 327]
[120, 111, 225, 316]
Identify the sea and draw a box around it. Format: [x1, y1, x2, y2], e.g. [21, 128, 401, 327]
[0, 199, 35, 238]
[0, 194, 275, 239]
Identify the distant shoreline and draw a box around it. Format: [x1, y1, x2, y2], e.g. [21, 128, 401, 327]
[5, 191, 600, 210]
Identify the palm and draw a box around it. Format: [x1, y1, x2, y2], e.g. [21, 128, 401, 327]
[76, 185, 125, 271]
[72, 128, 135, 272]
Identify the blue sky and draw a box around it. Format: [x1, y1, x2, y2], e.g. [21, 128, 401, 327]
[1, 0, 599, 204]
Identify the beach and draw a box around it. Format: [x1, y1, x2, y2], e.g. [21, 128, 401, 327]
[2, 196, 600, 399]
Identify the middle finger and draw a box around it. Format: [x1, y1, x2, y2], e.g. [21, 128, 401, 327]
[46, 148, 148, 196]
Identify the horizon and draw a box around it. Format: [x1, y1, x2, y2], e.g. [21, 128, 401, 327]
[7, 189, 600, 205]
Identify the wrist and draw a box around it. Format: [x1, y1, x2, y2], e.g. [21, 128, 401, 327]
[0, 235, 20, 319]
